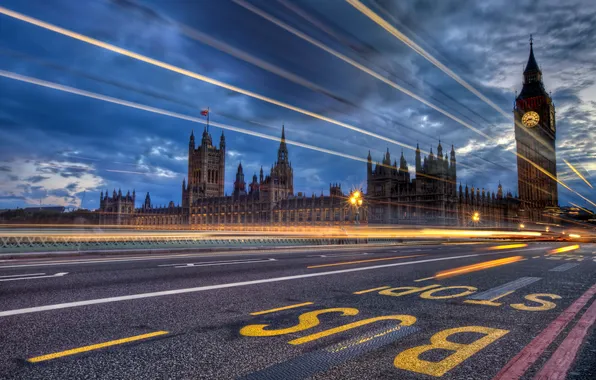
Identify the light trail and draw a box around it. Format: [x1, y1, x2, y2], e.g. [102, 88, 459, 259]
[564, 159, 593, 188]
[233, 0, 594, 207]
[0, 5, 419, 154]
[434, 256, 524, 279]
[347, 0, 596, 202]
[487, 244, 528, 250]
[569, 202, 594, 215]
[3, 5, 591, 207]
[346, 0, 555, 154]
[548, 245, 580, 254]
[233, 0, 489, 139]
[0, 69, 465, 187]
[0, 69, 414, 180]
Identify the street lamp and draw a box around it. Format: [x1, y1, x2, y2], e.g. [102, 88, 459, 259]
[472, 212, 480, 223]
[519, 223, 525, 229]
[349, 190, 363, 225]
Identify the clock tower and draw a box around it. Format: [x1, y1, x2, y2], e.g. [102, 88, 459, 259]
[514, 36, 558, 221]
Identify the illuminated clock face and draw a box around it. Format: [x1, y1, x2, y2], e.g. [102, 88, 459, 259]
[522, 111, 540, 127]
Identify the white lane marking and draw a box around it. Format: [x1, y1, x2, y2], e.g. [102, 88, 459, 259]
[157, 258, 275, 267]
[0, 272, 68, 282]
[169, 258, 277, 268]
[0, 273, 45, 278]
[307, 253, 369, 258]
[0, 253, 485, 317]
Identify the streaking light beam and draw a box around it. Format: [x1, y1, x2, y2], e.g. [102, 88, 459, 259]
[0, 5, 417, 153]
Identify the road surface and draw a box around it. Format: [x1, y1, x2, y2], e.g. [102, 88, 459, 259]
[0, 242, 595, 379]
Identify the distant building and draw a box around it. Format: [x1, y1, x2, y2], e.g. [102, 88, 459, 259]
[99, 125, 519, 228]
[98, 189, 135, 225]
[366, 143, 519, 226]
[102, 127, 364, 227]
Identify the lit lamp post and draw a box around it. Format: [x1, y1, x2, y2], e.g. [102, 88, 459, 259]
[519, 223, 525, 229]
[472, 212, 480, 224]
[349, 190, 363, 225]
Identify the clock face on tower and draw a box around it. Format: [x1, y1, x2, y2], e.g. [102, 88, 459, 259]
[522, 111, 540, 127]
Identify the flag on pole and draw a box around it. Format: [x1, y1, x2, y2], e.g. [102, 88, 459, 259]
[201, 108, 210, 131]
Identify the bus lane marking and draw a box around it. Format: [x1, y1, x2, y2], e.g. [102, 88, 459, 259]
[394, 326, 510, 377]
[238, 325, 420, 380]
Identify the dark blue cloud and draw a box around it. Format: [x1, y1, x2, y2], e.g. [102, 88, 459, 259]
[0, 0, 594, 210]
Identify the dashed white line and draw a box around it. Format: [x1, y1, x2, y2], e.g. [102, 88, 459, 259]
[0, 272, 45, 278]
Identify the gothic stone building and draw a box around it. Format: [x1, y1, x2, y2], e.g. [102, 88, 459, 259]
[366, 143, 519, 227]
[99, 125, 518, 228]
[105, 127, 365, 228]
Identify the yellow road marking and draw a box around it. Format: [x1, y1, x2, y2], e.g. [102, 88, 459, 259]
[327, 325, 403, 353]
[250, 302, 313, 315]
[464, 290, 515, 307]
[27, 331, 168, 362]
[353, 286, 390, 294]
[307, 255, 426, 269]
[288, 314, 416, 345]
[414, 276, 435, 282]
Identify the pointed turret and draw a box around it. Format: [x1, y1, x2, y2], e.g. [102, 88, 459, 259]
[415, 143, 422, 172]
[400, 150, 407, 170]
[437, 140, 443, 158]
[522, 35, 543, 86]
[277, 125, 289, 164]
[189, 129, 195, 150]
[259, 166, 264, 183]
[219, 130, 226, 150]
[524, 35, 540, 75]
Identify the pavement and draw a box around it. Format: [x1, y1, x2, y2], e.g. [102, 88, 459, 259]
[0, 241, 594, 379]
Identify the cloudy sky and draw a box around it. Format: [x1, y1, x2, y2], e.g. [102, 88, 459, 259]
[0, 0, 594, 210]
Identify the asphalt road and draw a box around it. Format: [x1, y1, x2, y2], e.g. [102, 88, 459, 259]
[0, 242, 595, 379]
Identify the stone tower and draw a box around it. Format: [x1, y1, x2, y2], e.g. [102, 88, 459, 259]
[183, 128, 225, 207]
[269, 126, 293, 202]
[514, 37, 558, 221]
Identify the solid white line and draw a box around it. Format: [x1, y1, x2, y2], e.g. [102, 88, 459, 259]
[0, 272, 68, 282]
[172, 258, 277, 268]
[158, 258, 275, 267]
[0, 253, 482, 317]
[0, 273, 45, 278]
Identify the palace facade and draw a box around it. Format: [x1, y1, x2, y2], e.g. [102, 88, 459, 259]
[99, 125, 519, 228]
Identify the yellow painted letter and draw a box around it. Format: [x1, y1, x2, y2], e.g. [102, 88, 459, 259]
[394, 326, 509, 376]
[289, 314, 416, 345]
[510, 293, 561, 311]
[240, 308, 359, 337]
[379, 284, 441, 297]
[420, 286, 478, 300]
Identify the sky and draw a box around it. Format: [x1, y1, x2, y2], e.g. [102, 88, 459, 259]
[0, 0, 595, 211]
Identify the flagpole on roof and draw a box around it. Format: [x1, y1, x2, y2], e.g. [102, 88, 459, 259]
[207, 107, 210, 132]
